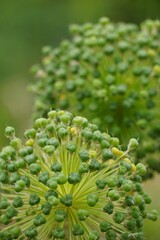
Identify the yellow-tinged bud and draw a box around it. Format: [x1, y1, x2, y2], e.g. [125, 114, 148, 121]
[124, 158, 131, 164]
[147, 49, 156, 57]
[70, 127, 77, 135]
[107, 159, 115, 165]
[89, 150, 97, 158]
[153, 65, 160, 74]
[26, 139, 34, 146]
[111, 147, 124, 156]
[131, 163, 136, 172]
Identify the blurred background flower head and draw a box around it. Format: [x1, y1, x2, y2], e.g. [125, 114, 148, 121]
[0, 1, 160, 239]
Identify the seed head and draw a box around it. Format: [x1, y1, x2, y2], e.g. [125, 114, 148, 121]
[30, 17, 160, 177]
[0, 110, 157, 239]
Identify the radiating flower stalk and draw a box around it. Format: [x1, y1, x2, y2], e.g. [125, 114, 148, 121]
[0, 110, 157, 240]
[30, 17, 160, 177]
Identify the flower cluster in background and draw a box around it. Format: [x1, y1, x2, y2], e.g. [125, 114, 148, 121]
[30, 18, 160, 178]
[0, 110, 157, 240]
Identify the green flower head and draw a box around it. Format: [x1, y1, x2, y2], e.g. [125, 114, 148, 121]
[30, 17, 160, 177]
[0, 110, 157, 240]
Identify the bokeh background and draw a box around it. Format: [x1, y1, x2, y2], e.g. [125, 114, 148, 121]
[0, 1, 159, 239]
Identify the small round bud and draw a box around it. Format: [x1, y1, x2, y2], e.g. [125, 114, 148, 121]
[99, 221, 111, 232]
[52, 228, 65, 238]
[77, 209, 89, 221]
[47, 177, 58, 189]
[41, 202, 52, 215]
[57, 173, 67, 185]
[43, 145, 55, 155]
[60, 194, 72, 207]
[35, 118, 48, 128]
[12, 196, 23, 208]
[38, 171, 49, 184]
[89, 230, 100, 240]
[128, 138, 139, 150]
[54, 209, 67, 222]
[25, 226, 38, 238]
[29, 163, 41, 175]
[50, 161, 62, 172]
[87, 194, 98, 207]
[29, 193, 40, 206]
[78, 149, 89, 162]
[68, 172, 81, 185]
[103, 202, 114, 214]
[33, 214, 46, 226]
[15, 180, 26, 192]
[108, 189, 120, 201]
[72, 224, 84, 236]
[136, 163, 147, 176]
[5, 126, 15, 138]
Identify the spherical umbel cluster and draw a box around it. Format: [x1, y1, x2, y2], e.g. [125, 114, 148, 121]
[30, 17, 160, 177]
[0, 110, 157, 240]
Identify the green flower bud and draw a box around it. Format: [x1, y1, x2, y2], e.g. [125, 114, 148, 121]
[58, 127, 68, 138]
[87, 193, 98, 207]
[41, 202, 52, 215]
[108, 189, 120, 201]
[67, 142, 76, 152]
[103, 202, 114, 214]
[24, 153, 38, 165]
[77, 209, 89, 221]
[54, 209, 67, 222]
[43, 145, 55, 155]
[35, 118, 48, 128]
[102, 149, 113, 161]
[68, 172, 81, 185]
[12, 196, 24, 208]
[57, 173, 67, 185]
[122, 180, 134, 192]
[0, 199, 10, 209]
[106, 229, 117, 240]
[99, 221, 111, 232]
[0, 214, 11, 225]
[9, 172, 20, 184]
[0, 171, 8, 183]
[5, 126, 15, 138]
[52, 228, 65, 239]
[33, 214, 46, 226]
[15, 180, 26, 192]
[24, 128, 36, 139]
[6, 206, 18, 219]
[25, 226, 38, 238]
[78, 162, 89, 174]
[72, 224, 84, 236]
[45, 190, 58, 200]
[128, 138, 139, 150]
[20, 175, 30, 187]
[29, 193, 40, 206]
[29, 163, 41, 175]
[38, 171, 49, 184]
[48, 196, 59, 206]
[78, 149, 89, 162]
[60, 194, 72, 207]
[96, 179, 107, 189]
[50, 161, 62, 172]
[9, 226, 21, 239]
[113, 211, 126, 223]
[47, 177, 58, 189]
[136, 163, 147, 176]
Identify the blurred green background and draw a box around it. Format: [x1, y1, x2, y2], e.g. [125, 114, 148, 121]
[0, 1, 159, 239]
